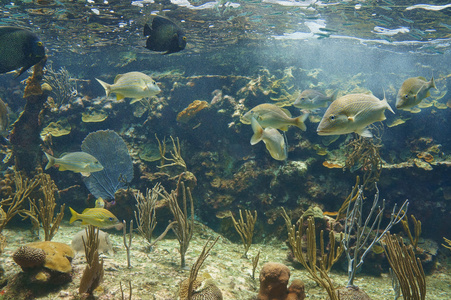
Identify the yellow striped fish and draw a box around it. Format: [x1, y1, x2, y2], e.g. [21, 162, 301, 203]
[96, 71, 161, 103]
[69, 207, 121, 229]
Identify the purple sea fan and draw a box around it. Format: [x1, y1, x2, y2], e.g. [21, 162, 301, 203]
[81, 130, 133, 200]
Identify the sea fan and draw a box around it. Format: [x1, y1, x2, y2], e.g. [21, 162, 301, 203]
[81, 130, 133, 200]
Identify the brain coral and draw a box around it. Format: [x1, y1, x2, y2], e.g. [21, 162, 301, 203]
[12, 246, 46, 270]
[24, 241, 74, 273]
[179, 273, 223, 300]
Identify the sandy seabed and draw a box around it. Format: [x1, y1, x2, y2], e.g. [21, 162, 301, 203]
[0, 221, 450, 300]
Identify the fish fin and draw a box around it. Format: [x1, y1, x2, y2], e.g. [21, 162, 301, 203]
[347, 116, 355, 122]
[80, 172, 91, 177]
[81, 221, 88, 225]
[130, 98, 143, 104]
[95, 78, 111, 97]
[58, 165, 67, 171]
[44, 152, 55, 170]
[152, 16, 176, 29]
[417, 76, 427, 81]
[329, 90, 338, 102]
[144, 23, 152, 36]
[294, 113, 309, 131]
[114, 74, 124, 84]
[250, 117, 263, 145]
[356, 128, 373, 138]
[429, 76, 436, 89]
[82, 208, 92, 214]
[69, 207, 79, 224]
[15, 65, 32, 78]
[281, 108, 292, 117]
[279, 126, 289, 131]
[381, 96, 395, 114]
[116, 94, 125, 101]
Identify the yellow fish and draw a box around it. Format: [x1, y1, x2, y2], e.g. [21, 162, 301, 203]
[69, 207, 121, 229]
[396, 76, 436, 110]
[317, 93, 394, 138]
[242, 103, 308, 131]
[250, 117, 287, 161]
[96, 71, 161, 103]
[44, 152, 104, 175]
[95, 197, 105, 208]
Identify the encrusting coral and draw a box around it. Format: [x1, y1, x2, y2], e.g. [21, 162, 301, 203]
[12, 241, 74, 285]
[256, 262, 305, 300]
[177, 100, 209, 123]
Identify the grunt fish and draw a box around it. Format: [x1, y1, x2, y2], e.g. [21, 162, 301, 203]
[293, 89, 337, 110]
[96, 71, 161, 103]
[317, 93, 394, 138]
[250, 117, 287, 161]
[396, 76, 436, 110]
[69, 207, 121, 229]
[44, 151, 104, 175]
[242, 103, 308, 131]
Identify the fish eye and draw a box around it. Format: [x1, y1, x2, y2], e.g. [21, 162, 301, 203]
[404, 94, 409, 98]
[37, 41, 43, 46]
[329, 115, 335, 121]
[183, 36, 187, 41]
[109, 217, 113, 221]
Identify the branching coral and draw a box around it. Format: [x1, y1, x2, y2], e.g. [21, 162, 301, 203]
[230, 209, 257, 258]
[344, 129, 383, 189]
[43, 63, 78, 106]
[134, 183, 162, 247]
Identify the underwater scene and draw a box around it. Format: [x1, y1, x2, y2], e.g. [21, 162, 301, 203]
[0, 0, 451, 299]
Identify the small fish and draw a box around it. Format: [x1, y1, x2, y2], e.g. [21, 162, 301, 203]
[250, 117, 287, 161]
[96, 71, 161, 103]
[396, 76, 436, 110]
[44, 151, 104, 175]
[144, 16, 186, 55]
[293, 90, 337, 110]
[95, 197, 105, 208]
[0, 26, 45, 77]
[317, 93, 394, 138]
[69, 207, 121, 229]
[241, 103, 308, 131]
[0, 98, 8, 137]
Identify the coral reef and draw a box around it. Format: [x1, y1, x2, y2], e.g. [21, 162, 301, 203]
[12, 241, 74, 285]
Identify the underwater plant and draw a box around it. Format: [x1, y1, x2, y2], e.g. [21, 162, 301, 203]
[134, 183, 162, 247]
[79, 225, 104, 298]
[158, 176, 194, 268]
[342, 184, 409, 287]
[230, 209, 257, 258]
[21, 173, 65, 241]
[81, 130, 134, 200]
[43, 63, 78, 107]
[283, 210, 342, 300]
[384, 233, 426, 300]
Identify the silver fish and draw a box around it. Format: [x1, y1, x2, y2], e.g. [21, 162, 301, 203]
[242, 103, 308, 131]
[317, 93, 394, 138]
[293, 89, 336, 110]
[396, 76, 436, 110]
[250, 117, 287, 161]
[96, 71, 161, 103]
[44, 151, 104, 175]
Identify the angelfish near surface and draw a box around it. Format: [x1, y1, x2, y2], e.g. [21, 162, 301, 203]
[0, 26, 45, 77]
[144, 16, 186, 55]
[96, 71, 161, 103]
[317, 93, 394, 138]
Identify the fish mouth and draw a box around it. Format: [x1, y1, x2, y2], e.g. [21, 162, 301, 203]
[317, 129, 333, 136]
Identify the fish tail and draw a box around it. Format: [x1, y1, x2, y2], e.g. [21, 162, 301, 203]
[250, 117, 263, 145]
[430, 76, 436, 89]
[294, 113, 309, 131]
[95, 78, 111, 97]
[44, 152, 55, 170]
[69, 207, 79, 224]
[382, 96, 395, 114]
[329, 90, 339, 102]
